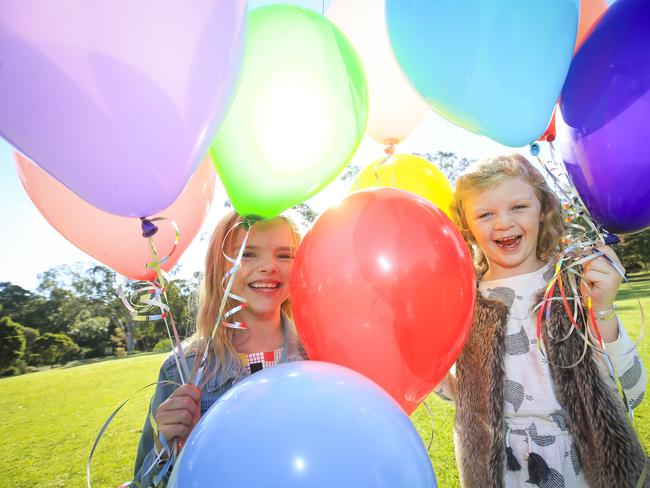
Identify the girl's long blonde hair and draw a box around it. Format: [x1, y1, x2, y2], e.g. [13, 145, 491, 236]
[450, 154, 565, 278]
[190, 210, 301, 382]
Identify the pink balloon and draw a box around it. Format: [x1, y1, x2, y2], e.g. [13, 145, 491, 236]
[15, 153, 215, 281]
[1, 0, 245, 218]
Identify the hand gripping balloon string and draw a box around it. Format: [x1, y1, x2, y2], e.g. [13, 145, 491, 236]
[540, 122, 647, 488]
[193, 220, 252, 388]
[86, 380, 181, 488]
[535, 247, 644, 424]
[541, 142, 644, 351]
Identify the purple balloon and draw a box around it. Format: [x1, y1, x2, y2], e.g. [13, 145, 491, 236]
[0, 1, 246, 217]
[555, 0, 650, 234]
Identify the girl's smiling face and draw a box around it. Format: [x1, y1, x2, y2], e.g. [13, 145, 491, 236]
[229, 218, 297, 322]
[464, 176, 545, 281]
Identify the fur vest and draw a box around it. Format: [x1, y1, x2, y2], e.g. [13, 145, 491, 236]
[454, 287, 648, 488]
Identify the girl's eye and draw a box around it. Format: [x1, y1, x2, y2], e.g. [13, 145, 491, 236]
[477, 212, 492, 219]
[513, 204, 528, 210]
[242, 251, 256, 258]
[278, 253, 294, 260]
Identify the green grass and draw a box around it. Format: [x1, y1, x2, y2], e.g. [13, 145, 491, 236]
[0, 353, 165, 487]
[1, 274, 648, 487]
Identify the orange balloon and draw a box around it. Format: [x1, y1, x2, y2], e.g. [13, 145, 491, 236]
[539, 0, 607, 142]
[15, 153, 215, 280]
[576, 0, 607, 52]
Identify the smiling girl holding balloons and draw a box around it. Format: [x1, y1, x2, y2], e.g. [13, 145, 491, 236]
[437, 154, 647, 488]
[132, 211, 308, 486]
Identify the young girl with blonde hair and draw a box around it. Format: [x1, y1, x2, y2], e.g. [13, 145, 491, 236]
[132, 211, 307, 486]
[439, 154, 647, 487]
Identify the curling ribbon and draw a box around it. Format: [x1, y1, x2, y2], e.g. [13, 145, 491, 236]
[193, 219, 253, 388]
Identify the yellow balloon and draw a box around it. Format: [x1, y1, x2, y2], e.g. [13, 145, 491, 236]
[352, 154, 454, 218]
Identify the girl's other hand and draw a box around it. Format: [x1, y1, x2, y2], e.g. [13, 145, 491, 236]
[581, 244, 625, 311]
[155, 384, 202, 447]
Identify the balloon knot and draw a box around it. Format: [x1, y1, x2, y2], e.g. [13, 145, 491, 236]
[529, 142, 540, 157]
[242, 215, 262, 230]
[141, 218, 159, 238]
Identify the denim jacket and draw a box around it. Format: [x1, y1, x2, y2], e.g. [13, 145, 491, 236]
[132, 314, 307, 487]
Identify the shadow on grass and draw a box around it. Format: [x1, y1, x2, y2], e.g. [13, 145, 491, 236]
[624, 272, 650, 283]
[617, 272, 650, 302]
[60, 351, 163, 370]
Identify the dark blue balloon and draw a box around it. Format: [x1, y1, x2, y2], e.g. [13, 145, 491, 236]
[169, 361, 437, 487]
[556, 0, 650, 234]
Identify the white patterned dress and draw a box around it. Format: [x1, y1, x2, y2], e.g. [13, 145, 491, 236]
[437, 264, 646, 488]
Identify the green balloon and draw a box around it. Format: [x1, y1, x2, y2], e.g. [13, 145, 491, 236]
[210, 4, 368, 220]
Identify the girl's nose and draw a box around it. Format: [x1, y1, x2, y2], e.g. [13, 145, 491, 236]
[494, 213, 514, 230]
[258, 255, 279, 273]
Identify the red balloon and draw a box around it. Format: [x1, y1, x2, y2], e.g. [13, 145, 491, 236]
[291, 188, 476, 414]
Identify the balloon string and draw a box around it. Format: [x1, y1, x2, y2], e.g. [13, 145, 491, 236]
[86, 380, 181, 488]
[530, 186, 645, 424]
[144, 217, 180, 268]
[372, 142, 396, 187]
[534, 141, 647, 478]
[421, 400, 435, 452]
[118, 217, 190, 383]
[145, 235, 190, 384]
[193, 222, 251, 388]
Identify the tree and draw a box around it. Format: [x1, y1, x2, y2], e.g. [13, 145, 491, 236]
[19, 325, 40, 365]
[0, 282, 48, 331]
[68, 314, 111, 357]
[292, 203, 319, 227]
[37, 263, 137, 352]
[0, 316, 26, 374]
[339, 163, 361, 182]
[111, 326, 127, 357]
[617, 228, 650, 271]
[0, 282, 35, 318]
[19, 325, 40, 348]
[31, 333, 80, 366]
[415, 151, 475, 184]
[132, 279, 193, 351]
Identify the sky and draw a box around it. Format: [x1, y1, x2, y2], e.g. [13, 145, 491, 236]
[0, 0, 544, 291]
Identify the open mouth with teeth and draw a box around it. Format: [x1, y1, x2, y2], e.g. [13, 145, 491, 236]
[494, 235, 522, 250]
[248, 281, 282, 292]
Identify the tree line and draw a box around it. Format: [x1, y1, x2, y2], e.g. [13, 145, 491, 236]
[0, 263, 196, 376]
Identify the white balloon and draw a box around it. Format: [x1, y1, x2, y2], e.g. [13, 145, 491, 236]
[327, 0, 428, 146]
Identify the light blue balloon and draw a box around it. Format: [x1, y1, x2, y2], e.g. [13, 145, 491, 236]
[386, 0, 579, 147]
[169, 361, 437, 487]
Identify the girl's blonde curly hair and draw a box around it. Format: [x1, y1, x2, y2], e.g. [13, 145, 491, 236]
[450, 154, 565, 278]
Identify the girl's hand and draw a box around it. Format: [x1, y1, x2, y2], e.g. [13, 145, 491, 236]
[581, 245, 625, 311]
[155, 384, 201, 448]
[581, 245, 625, 343]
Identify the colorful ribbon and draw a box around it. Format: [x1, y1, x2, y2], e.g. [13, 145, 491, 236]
[532, 143, 645, 424]
[193, 220, 252, 388]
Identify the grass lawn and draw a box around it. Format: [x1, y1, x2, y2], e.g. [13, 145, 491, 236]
[1, 274, 648, 487]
